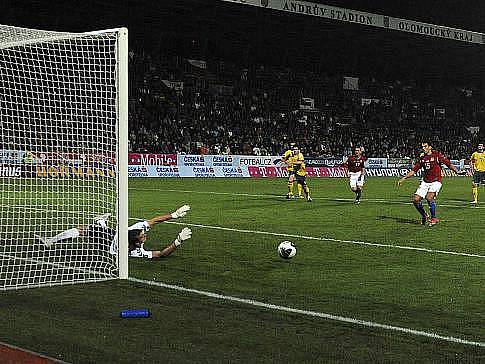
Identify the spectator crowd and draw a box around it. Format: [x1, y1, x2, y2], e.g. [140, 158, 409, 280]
[128, 50, 485, 160]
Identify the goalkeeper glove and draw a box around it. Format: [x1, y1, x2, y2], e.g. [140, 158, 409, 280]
[174, 227, 192, 246]
[171, 205, 191, 219]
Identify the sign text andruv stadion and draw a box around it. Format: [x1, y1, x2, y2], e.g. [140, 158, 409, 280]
[282, 1, 375, 25]
[223, 0, 484, 45]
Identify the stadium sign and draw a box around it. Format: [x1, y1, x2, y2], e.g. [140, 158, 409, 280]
[33, 165, 116, 178]
[238, 156, 282, 166]
[179, 166, 249, 177]
[305, 157, 344, 167]
[282, 1, 375, 25]
[178, 155, 206, 166]
[364, 168, 471, 177]
[221, 0, 484, 45]
[365, 158, 388, 169]
[364, 168, 407, 177]
[387, 158, 412, 168]
[128, 165, 250, 178]
[0, 165, 22, 178]
[128, 153, 176, 166]
[0, 150, 25, 164]
[394, 20, 474, 42]
[307, 167, 347, 177]
[128, 165, 180, 177]
[211, 155, 235, 166]
[128, 165, 149, 177]
[247, 166, 348, 177]
[127, 164, 471, 178]
[154, 166, 180, 177]
[176, 154, 282, 167]
[248, 166, 289, 178]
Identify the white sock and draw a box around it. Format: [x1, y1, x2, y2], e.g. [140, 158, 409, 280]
[46, 228, 80, 244]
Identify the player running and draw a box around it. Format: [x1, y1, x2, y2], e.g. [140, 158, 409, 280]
[36, 205, 192, 258]
[397, 142, 465, 226]
[281, 143, 298, 199]
[342, 146, 366, 204]
[470, 143, 485, 205]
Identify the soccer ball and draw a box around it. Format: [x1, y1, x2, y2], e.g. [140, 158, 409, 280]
[277, 241, 297, 259]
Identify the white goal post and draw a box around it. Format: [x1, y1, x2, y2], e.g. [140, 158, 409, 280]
[0, 25, 128, 289]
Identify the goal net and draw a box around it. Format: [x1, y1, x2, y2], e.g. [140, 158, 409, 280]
[0, 25, 128, 290]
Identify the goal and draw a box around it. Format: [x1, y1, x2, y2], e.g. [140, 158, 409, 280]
[0, 25, 128, 289]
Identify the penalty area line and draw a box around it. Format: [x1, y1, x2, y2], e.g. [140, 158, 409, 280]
[165, 221, 485, 259]
[128, 277, 485, 348]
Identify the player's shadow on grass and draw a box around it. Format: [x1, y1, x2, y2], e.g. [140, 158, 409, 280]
[376, 215, 420, 225]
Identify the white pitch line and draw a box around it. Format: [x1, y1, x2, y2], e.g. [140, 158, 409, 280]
[165, 221, 485, 259]
[128, 277, 485, 348]
[129, 187, 485, 209]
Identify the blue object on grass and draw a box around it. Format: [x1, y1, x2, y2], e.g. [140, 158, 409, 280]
[120, 309, 150, 318]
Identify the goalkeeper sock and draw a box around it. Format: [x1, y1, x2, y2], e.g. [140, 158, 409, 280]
[45, 228, 80, 244]
[413, 201, 427, 218]
[472, 186, 478, 202]
[427, 200, 437, 218]
[297, 184, 302, 197]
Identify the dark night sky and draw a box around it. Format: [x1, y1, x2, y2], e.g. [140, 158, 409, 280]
[2, 0, 484, 33]
[1, 0, 484, 85]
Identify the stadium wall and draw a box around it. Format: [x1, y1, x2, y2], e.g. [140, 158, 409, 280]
[0, 151, 471, 179]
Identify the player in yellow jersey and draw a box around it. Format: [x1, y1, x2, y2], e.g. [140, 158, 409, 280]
[284, 145, 312, 202]
[293, 158, 312, 202]
[281, 144, 297, 199]
[470, 143, 485, 205]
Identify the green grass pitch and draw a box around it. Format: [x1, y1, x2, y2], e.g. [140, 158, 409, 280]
[1, 176, 484, 363]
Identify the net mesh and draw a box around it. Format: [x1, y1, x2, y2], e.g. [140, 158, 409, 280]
[0, 25, 122, 289]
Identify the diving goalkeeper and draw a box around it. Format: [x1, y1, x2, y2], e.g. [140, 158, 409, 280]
[36, 205, 192, 259]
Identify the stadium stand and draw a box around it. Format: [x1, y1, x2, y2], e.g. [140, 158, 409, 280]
[128, 51, 484, 158]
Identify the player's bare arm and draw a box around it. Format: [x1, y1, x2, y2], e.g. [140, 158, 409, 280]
[397, 170, 415, 186]
[450, 164, 465, 175]
[441, 156, 465, 175]
[470, 155, 476, 174]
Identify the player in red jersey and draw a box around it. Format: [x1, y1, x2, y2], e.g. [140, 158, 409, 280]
[397, 142, 465, 226]
[343, 146, 366, 204]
